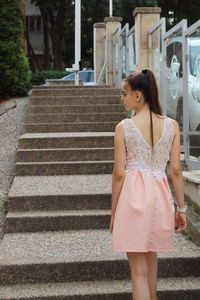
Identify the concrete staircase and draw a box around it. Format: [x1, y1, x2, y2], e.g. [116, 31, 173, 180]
[0, 85, 200, 299]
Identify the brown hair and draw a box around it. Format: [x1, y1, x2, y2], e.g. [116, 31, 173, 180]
[123, 69, 163, 159]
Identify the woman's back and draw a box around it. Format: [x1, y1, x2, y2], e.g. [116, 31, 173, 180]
[130, 113, 166, 147]
[121, 113, 175, 182]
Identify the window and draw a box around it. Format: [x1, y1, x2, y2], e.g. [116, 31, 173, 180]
[29, 16, 35, 32]
[89, 71, 94, 82]
[26, 16, 42, 32]
[79, 71, 89, 81]
[66, 74, 75, 79]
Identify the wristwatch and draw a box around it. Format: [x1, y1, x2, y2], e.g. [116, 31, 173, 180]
[176, 205, 187, 213]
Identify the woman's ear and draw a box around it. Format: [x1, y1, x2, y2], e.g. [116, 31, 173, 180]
[135, 91, 141, 102]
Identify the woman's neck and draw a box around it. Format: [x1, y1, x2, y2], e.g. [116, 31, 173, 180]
[135, 103, 150, 115]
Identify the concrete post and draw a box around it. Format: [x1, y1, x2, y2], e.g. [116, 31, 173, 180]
[133, 7, 161, 71]
[93, 23, 106, 84]
[104, 17, 122, 86]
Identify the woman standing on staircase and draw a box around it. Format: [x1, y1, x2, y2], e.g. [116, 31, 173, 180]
[109, 69, 187, 300]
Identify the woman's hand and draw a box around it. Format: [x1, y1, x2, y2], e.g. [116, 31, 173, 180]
[175, 212, 187, 232]
[109, 215, 115, 233]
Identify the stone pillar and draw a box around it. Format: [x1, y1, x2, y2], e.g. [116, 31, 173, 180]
[104, 17, 122, 86]
[93, 23, 106, 84]
[133, 7, 161, 71]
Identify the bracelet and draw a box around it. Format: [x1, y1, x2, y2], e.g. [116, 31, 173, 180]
[176, 205, 187, 213]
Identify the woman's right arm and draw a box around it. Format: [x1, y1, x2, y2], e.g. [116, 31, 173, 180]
[169, 119, 185, 209]
[169, 119, 187, 232]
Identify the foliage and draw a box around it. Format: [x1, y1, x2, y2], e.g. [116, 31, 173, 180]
[159, 0, 200, 28]
[0, 193, 9, 215]
[0, 0, 31, 98]
[127, 110, 133, 118]
[31, 70, 70, 86]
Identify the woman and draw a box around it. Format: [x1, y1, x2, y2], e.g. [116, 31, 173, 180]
[109, 69, 187, 300]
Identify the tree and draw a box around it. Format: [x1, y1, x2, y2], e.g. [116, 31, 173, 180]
[31, 0, 73, 70]
[0, 0, 31, 98]
[159, 0, 200, 28]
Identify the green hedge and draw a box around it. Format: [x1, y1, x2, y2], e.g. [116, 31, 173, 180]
[31, 70, 70, 86]
[0, 0, 31, 98]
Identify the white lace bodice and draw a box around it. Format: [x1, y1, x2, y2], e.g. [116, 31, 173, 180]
[121, 116, 175, 182]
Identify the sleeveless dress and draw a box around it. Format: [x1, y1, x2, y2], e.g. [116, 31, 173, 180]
[112, 116, 175, 252]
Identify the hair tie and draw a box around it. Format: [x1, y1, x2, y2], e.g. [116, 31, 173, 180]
[142, 69, 148, 75]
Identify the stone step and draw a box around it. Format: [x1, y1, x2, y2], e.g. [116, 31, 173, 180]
[26, 112, 126, 123]
[32, 88, 121, 96]
[0, 229, 199, 285]
[16, 147, 114, 162]
[18, 133, 114, 149]
[15, 160, 114, 176]
[33, 85, 111, 89]
[31, 96, 121, 106]
[29, 104, 124, 114]
[1, 277, 200, 300]
[9, 194, 111, 212]
[4, 209, 111, 233]
[8, 175, 111, 211]
[25, 122, 117, 133]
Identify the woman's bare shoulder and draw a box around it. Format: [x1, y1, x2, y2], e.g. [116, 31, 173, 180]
[167, 116, 178, 126]
[115, 118, 129, 128]
[155, 113, 165, 119]
[115, 119, 126, 132]
[167, 117, 179, 134]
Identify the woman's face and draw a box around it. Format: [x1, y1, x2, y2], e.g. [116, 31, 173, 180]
[120, 82, 140, 111]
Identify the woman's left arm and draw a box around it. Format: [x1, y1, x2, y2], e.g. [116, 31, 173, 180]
[111, 123, 126, 218]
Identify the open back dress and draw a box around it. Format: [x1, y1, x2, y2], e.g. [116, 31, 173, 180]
[112, 116, 175, 252]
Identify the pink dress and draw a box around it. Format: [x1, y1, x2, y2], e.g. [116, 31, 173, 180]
[112, 116, 175, 252]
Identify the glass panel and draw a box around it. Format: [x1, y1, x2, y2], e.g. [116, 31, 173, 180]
[128, 31, 136, 74]
[188, 31, 200, 159]
[101, 35, 106, 84]
[97, 35, 106, 85]
[165, 29, 183, 139]
[113, 29, 120, 87]
[121, 32, 126, 79]
[114, 42, 119, 73]
[149, 27, 162, 90]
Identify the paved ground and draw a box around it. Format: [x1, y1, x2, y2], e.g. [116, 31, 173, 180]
[0, 96, 29, 241]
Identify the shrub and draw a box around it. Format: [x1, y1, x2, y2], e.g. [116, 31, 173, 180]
[0, 0, 31, 98]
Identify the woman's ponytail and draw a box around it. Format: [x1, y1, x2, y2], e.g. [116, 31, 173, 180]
[143, 69, 162, 115]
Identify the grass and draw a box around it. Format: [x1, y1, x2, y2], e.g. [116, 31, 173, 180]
[0, 193, 9, 215]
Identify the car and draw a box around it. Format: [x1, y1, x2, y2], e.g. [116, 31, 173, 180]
[61, 69, 95, 85]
